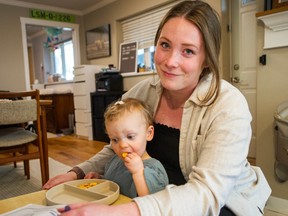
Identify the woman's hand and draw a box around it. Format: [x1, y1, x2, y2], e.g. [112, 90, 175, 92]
[58, 202, 140, 216]
[42, 172, 77, 189]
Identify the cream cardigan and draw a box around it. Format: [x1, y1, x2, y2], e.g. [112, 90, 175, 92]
[77, 75, 271, 216]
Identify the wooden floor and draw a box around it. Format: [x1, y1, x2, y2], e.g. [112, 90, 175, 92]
[29, 134, 107, 167]
[43, 134, 256, 167]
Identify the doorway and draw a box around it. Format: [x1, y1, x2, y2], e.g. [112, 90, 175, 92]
[230, 0, 258, 158]
[20, 17, 80, 90]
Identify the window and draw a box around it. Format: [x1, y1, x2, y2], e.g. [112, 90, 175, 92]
[121, 1, 182, 72]
[137, 46, 155, 71]
[52, 40, 74, 81]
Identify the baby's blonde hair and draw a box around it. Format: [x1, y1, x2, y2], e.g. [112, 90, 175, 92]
[104, 98, 153, 128]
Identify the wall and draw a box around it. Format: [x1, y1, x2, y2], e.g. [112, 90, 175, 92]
[256, 14, 288, 199]
[0, 5, 27, 91]
[0, 4, 82, 91]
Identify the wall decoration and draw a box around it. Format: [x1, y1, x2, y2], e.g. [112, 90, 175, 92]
[119, 41, 138, 73]
[86, 24, 111, 59]
[43, 27, 62, 51]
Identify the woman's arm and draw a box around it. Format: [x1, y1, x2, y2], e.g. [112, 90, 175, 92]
[60, 202, 141, 216]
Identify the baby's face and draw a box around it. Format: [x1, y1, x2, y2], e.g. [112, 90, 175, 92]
[106, 111, 150, 159]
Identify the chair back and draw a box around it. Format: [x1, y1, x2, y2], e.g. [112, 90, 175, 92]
[0, 100, 37, 125]
[0, 90, 42, 146]
[0, 90, 49, 185]
[0, 90, 41, 127]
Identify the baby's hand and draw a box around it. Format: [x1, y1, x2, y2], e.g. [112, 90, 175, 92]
[124, 152, 143, 174]
[84, 172, 102, 179]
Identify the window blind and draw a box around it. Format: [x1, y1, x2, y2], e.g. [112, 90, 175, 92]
[121, 1, 182, 49]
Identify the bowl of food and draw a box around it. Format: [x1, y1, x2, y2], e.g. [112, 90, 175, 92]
[45, 179, 119, 206]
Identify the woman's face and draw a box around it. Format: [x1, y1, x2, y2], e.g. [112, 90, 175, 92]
[154, 17, 206, 93]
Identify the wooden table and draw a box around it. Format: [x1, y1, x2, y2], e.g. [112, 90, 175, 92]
[0, 190, 131, 214]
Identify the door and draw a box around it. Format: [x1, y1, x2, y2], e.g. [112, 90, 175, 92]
[231, 0, 258, 158]
[28, 46, 35, 86]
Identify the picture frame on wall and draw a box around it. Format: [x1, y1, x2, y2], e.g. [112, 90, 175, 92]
[272, 0, 288, 9]
[86, 24, 111, 59]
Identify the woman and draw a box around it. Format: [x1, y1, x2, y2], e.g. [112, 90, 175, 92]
[45, 1, 271, 215]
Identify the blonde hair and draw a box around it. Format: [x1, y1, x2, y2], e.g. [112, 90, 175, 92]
[104, 98, 153, 127]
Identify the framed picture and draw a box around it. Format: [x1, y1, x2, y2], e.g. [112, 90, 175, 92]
[272, 0, 288, 9]
[86, 24, 111, 59]
[119, 41, 138, 73]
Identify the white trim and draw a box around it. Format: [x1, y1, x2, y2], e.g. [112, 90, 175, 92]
[20, 17, 80, 90]
[258, 10, 288, 49]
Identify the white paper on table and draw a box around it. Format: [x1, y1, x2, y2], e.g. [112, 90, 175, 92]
[1, 204, 65, 216]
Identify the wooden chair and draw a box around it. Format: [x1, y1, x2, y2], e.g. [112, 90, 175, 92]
[0, 90, 49, 185]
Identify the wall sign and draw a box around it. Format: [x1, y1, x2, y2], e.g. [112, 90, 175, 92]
[30, 9, 75, 23]
[119, 42, 138, 73]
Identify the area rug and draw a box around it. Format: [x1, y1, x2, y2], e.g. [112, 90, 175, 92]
[0, 158, 71, 200]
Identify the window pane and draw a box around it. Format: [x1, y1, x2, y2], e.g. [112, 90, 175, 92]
[64, 41, 74, 80]
[137, 46, 155, 72]
[54, 48, 62, 75]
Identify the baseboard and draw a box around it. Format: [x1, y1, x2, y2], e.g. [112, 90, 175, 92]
[265, 196, 288, 215]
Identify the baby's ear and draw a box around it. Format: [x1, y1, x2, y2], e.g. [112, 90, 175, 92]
[146, 125, 154, 141]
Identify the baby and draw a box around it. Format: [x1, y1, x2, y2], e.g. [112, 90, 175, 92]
[86, 98, 168, 198]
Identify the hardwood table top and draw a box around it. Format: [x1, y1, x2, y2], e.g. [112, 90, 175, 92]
[0, 190, 131, 214]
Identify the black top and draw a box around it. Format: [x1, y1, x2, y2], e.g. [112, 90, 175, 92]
[147, 123, 186, 185]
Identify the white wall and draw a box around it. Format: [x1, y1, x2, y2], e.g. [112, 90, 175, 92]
[0, 5, 27, 91]
[256, 23, 288, 199]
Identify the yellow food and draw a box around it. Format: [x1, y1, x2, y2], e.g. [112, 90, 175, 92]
[78, 182, 98, 189]
[122, 152, 128, 158]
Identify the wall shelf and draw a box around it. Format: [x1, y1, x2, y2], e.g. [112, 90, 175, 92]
[257, 7, 288, 49]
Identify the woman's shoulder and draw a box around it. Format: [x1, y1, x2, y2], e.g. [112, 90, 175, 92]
[122, 76, 160, 102]
[214, 79, 251, 115]
[193, 76, 245, 105]
[219, 79, 247, 102]
[129, 76, 158, 90]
